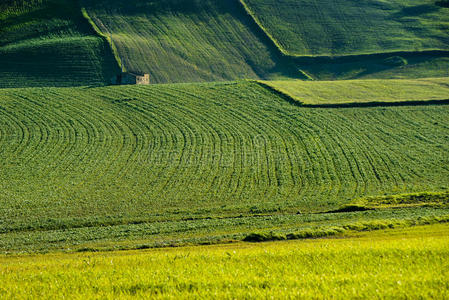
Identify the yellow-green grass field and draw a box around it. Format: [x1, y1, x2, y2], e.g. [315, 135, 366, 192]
[1, 223, 448, 299]
[260, 77, 449, 105]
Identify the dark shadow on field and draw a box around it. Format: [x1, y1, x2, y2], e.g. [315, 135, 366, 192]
[0, 0, 122, 87]
[0, 0, 96, 47]
[231, 0, 299, 78]
[0, 36, 120, 88]
[291, 50, 449, 81]
[302, 99, 449, 109]
[80, 0, 205, 15]
[436, 1, 449, 8]
[392, 4, 441, 18]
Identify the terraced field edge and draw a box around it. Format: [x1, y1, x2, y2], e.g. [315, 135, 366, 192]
[237, 0, 287, 57]
[80, 7, 123, 72]
[257, 77, 449, 106]
[0, 0, 120, 88]
[332, 190, 449, 212]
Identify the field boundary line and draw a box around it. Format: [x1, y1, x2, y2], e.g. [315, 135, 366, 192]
[252, 80, 302, 106]
[80, 7, 124, 72]
[243, 214, 449, 242]
[290, 49, 449, 61]
[302, 99, 449, 108]
[237, 0, 288, 57]
[256, 80, 449, 108]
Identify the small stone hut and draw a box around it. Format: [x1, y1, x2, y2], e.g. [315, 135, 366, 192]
[113, 72, 150, 85]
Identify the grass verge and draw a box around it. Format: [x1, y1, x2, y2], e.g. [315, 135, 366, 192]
[243, 214, 449, 242]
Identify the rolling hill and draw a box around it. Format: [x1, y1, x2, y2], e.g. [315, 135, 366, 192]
[1, 2, 449, 298]
[239, 0, 449, 80]
[80, 0, 293, 83]
[1, 81, 449, 250]
[2, 0, 448, 84]
[1, 1, 449, 297]
[0, 0, 119, 88]
[241, 0, 449, 56]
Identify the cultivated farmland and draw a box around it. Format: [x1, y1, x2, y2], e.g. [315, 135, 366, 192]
[241, 0, 449, 56]
[0, 0, 119, 88]
[80, 0, 291, 83]
[1, 0, 449, 296]
[0, 81, 448, 251]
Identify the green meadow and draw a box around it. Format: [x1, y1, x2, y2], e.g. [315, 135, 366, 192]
[1, 224, 448, 298]
[239, 0, 449, 80]
[2, 0, 448, 84]
[0, 0, 119, 88]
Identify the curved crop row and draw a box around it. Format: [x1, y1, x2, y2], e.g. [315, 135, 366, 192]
[0, 82, 448, 232]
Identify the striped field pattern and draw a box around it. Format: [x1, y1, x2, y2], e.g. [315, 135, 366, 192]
[0, 0, 119, 88]
[241, 0, 449, 56]
[81, 0, 289, 83]
[1, 81, 448, 234]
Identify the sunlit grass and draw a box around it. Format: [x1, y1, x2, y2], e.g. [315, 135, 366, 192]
[260, 77, 449, 105]
[1, 224, 448, 298]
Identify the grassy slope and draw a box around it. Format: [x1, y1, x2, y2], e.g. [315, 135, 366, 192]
[296, 52, 449, 80]
[80, 0, 292, 83]
[0, 0, 119, 88]
[261, 77, 449, 105]
[242, 0, 449, 56]
[1, 82, 449, 250]
[1, 224, 449, 298]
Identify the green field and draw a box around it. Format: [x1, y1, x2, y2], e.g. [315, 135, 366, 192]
[1, 0, 449, 296]
[241, 0, 449, 56]
[3, 0, 448, 83]
[295, 52, 449, 80]
[0, 0, 119, 88]
[238, 0, 449, 80]
[1, 224, 448, 298]
[261, 77, 449, 105]
[80, 0, 293, 83]
[1, 81, 448, 251]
